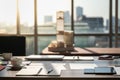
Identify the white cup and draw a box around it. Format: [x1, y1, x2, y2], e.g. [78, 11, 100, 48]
[11, 57, 22, 68]
[2, 53, 12, 60]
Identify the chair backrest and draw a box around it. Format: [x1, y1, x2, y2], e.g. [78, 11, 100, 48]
[0, 36, 26, 56]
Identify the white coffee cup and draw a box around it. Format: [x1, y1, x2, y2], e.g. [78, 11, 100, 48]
[11, 57, 22, 68]
[2, 53, 12, 60]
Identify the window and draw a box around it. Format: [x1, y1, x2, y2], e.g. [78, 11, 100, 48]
[0, 0, 16, 34]
[74, 0, 109, 34]
[18, 0, 34, 34]
[37, 0, 71, 53]
[37, 0, 71, 34]
[0, 0, 119, 55]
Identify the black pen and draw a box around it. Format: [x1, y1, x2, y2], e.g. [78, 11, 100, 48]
[47, 69, 53, 74]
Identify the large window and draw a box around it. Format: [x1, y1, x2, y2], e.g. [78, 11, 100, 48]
[0, 0, 119, 55]
[74, 0, 110, 48]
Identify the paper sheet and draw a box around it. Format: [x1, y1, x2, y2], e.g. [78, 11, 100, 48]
[38, 64, 66, 76]
[114, 67, 120, 75]
[16, 66, 42, 76]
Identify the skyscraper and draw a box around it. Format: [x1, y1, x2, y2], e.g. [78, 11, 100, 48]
[64, 11, 71, 23]
[76, 6, 83, 21]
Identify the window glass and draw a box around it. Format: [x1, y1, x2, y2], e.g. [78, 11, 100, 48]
[112, 0, 116, 33]
[75, 36, 109, 48]
[26, 36, 34, 55]
[37, 0, 71, 34]
[19, 0, 34, 34]
[0, 0, 16, 34]
[38, 36, 56, 53]
[74, 0, 109, 34]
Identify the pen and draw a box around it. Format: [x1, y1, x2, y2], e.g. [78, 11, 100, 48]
[37, 68, 42, 74]
[47, 69, 53, 74]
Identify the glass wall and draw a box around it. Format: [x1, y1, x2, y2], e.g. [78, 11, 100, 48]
[26, 36, 34, 55]
[75, 36, 109, 48]
[38, 36, 56, 54]
[0, 0, 119, 55]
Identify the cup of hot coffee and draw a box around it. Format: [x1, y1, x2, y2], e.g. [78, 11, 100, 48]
[11, 57, 22, 68]
[2, 53, 12, 60]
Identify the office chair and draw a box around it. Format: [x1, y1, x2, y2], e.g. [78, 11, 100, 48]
[0, 36, 26, 56]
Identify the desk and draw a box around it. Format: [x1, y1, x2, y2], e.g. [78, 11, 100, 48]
[41, 47, 120, 56]
[0, 56, 120, 80]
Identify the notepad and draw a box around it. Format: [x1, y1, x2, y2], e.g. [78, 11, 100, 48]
[16, 66, 42, 76]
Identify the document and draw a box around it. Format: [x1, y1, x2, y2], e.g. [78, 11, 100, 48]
[38, 64, 66, 76]
[16, 66, 42, 76]
[114, 67, 120, 75]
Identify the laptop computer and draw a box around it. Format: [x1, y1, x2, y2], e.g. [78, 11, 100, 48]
[25, 55, 64, 60]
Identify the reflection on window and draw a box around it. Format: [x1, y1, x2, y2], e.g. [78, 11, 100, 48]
[74, 0, 109, 34]
[75, 36, 109, 48]
[37, 0, 71, 34]
[19, 0, 34, 34]
[26, 37, 34, 55]
[0, 0, 16, 34]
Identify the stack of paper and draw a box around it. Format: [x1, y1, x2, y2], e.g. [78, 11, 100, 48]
[16, 66, 42, 76]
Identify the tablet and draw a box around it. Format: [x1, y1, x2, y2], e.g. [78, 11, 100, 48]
[84, 67, 116, 74]
[94, 67, 116, 74]
[84, 69, 94, 74]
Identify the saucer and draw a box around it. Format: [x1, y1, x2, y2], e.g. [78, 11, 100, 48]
[9, 66, 22, 71]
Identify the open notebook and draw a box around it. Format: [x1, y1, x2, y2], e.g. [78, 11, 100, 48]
[16, 66, 42, 76]
[25, 55, 64, 60]
[38, 65, 66, 76]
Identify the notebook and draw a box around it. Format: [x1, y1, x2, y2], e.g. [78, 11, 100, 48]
[16, 66, 42, 76]
[38, 65, 66, 76]
[25, 55, 64, 60]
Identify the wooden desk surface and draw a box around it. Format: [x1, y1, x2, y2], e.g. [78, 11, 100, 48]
[41, 47, 120, 56]
[0, 57, 120, 80]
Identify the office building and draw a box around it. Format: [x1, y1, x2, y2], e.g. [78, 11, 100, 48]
[76, 6, 83, 21]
